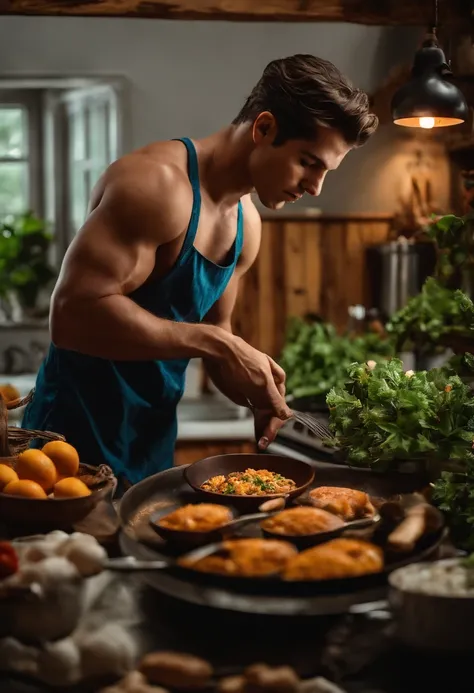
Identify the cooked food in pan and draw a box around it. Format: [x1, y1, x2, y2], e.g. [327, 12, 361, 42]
[260, 507, 344, 536]
[283, 538, 384, 581]
[180, 538, 297, 577]
[309, 486, 375, 521]
[201, 469, 297, 496]
[157, 503, 233, 532]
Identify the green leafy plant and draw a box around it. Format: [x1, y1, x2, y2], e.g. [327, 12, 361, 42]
[280, 317, 395, 400]
[432, 468, 474, 552]
[0, 211, 56, 314]
[427, 212, 474, 290]
[326, 358, 474, 472]
[385, 277, 474, 356]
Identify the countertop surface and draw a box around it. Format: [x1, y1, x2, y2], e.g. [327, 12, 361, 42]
[2, 374, 255, 440]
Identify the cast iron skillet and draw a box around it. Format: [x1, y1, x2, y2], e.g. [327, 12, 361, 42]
[183, 453, 315, 512]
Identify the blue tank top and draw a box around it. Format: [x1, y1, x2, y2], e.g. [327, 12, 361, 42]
[22, 138, 244, 484]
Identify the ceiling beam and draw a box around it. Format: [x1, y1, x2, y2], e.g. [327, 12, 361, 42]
[0, 0, 467, 25]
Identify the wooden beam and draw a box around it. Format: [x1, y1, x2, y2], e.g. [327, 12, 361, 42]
[0, 0, 467, 25]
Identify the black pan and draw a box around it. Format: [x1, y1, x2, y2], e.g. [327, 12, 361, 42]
[116, 529, 446, 599]
[183, 453, 315, 512]
[118, 466, 445, 600]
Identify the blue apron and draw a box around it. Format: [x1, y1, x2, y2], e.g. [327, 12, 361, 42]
[22, 137, 244, 484]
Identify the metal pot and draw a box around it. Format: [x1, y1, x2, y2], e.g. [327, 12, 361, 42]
[388, 558, 474, 652]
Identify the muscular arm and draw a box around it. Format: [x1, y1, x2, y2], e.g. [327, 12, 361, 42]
[51, 158, 230, 362]
[204, 201, 289, 441]
[203, 199, 263, 404]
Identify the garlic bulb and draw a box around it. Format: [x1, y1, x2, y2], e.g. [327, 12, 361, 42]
[56, 533, 107, 577]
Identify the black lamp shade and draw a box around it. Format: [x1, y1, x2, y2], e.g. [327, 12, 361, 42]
[391, 42, 469, 128]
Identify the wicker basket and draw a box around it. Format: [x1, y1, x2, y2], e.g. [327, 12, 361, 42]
[0, 389, 65, 463]
[0, 390, 117, 529]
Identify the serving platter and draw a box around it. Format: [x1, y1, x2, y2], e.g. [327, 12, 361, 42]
[118, 462, 445, 616]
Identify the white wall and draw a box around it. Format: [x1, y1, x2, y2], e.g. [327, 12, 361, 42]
[0, 16, 443, 214]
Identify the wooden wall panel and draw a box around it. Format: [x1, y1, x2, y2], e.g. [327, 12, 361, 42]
[232, 214, 392, 357]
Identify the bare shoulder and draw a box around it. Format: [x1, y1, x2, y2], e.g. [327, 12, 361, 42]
[88, 141, 194, 245]
[238, 194, 262, 272]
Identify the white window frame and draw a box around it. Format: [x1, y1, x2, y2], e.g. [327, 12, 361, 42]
[0, 89, 43, 217]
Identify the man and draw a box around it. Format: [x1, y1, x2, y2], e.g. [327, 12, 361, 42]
[22, 54, 378, 485]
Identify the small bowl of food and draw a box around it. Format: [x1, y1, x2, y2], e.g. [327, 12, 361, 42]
[150, 503, 236, 548]
[388, 557, 474, 652]
[184, 453, 315, 512]
[260, 506, 346, 550]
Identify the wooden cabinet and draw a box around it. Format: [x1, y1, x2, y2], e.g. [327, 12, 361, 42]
[174, 440, 256, 466]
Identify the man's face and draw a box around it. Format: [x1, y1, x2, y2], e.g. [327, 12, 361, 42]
[249, 112, 352, 210]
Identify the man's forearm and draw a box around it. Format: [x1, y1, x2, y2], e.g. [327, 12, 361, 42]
[203, 321, 248, 405]
[51, 294, 232, 361]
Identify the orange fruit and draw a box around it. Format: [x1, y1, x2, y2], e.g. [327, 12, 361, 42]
[54, 477, 91, 499]
[0, 464, 18, 491]
[16, 449, 57, 491]
[3, 479, 47, 499]
[41, 441, 80, 479]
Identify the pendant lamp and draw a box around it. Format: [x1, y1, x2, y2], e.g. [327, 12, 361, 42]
[391, 0, 468, 129]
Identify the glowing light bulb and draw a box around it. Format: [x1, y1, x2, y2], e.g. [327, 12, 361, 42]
[419, 117, 435, 129]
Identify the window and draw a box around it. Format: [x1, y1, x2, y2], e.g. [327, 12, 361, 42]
[0, 79, 125, 255]
[0, 91, 42, 218]
[0, 106, 28, 214]
[61, 85, 120, 235]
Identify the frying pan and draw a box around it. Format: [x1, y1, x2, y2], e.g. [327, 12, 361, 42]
[114, 529, 446, 598]
[183, 453, 315, 512]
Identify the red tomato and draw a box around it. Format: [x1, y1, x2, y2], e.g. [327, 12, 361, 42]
[0, 542, 18, 579]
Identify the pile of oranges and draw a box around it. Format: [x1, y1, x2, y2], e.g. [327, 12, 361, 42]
[0, 442, 91, 499]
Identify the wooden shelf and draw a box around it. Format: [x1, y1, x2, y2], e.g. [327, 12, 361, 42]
[0, 0, 467, 25]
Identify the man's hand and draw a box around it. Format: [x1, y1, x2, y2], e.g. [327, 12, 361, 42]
[211, 334, 292, 420]
[254, 408, 287, 451]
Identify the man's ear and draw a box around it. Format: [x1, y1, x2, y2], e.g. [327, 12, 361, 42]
[252, 111, 278, 145]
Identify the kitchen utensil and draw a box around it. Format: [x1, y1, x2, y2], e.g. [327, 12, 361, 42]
[290, 410, 333, 440]
[183, 453, 315, 512]
[248, 399, 333, 441]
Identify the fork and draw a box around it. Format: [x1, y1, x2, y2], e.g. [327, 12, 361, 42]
[290, 410, 334, 440]
[246, 400, 334, 440]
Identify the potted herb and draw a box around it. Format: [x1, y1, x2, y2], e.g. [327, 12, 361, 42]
[0, 212, 57, 320]
[326, 358, 474, 477]
[427, 211, 474, 293]
[385, 277, 474, 359]
[280, 317, 395, 405]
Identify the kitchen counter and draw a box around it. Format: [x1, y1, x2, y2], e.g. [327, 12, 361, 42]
[177, 417, 254, 441]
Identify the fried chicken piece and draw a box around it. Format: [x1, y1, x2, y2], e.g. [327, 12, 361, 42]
[308, 486, 375, 521]
[283, 538, 383, 581]
[180, 538, 297, 577]
[260, 507, 344, 536]
[158, 504, 233, 532]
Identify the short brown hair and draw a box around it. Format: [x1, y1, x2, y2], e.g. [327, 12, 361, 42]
[233, 54, 378, 147]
